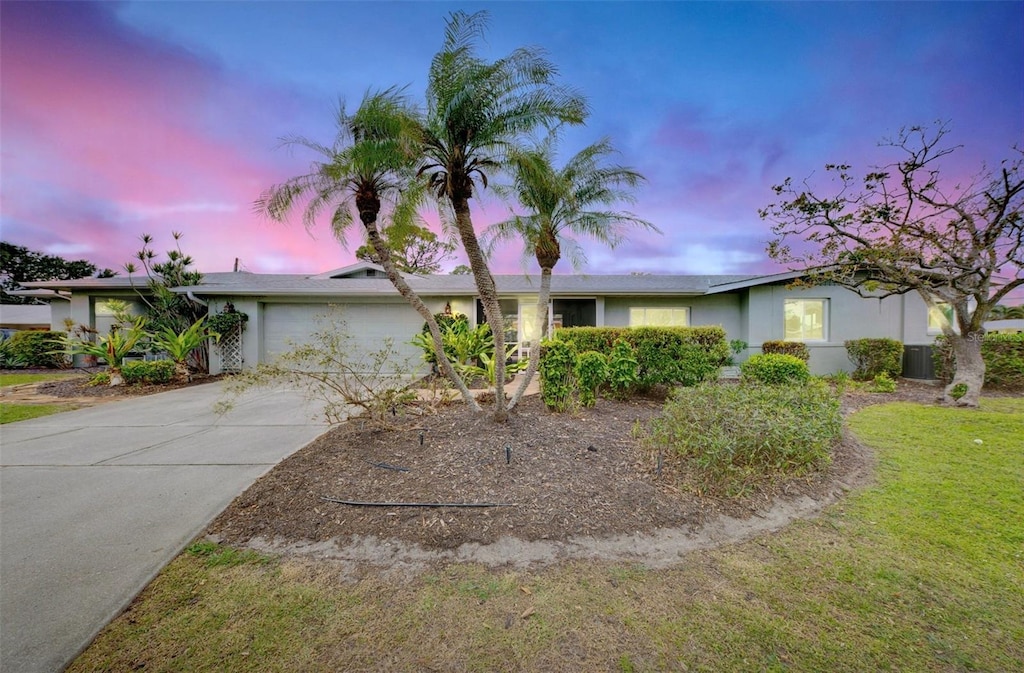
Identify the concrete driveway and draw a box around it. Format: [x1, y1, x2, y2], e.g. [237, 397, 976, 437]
[0, 382, 329, 673]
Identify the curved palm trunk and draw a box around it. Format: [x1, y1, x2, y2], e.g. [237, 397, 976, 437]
[507, 265, 552, 410]
[362, 215, 480, 411]
[452, 196, 508, 421]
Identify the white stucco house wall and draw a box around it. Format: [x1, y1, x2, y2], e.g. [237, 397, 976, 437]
[23, 262, 946, 377]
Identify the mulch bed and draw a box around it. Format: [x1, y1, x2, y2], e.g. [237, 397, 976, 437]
[205, 382, 955, 553]
[33, 370, 224, 399]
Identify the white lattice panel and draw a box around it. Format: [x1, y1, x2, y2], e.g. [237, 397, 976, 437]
[218, 325, 243, 372]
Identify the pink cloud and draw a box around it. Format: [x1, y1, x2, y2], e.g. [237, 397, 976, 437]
[1, 2, 347, 274]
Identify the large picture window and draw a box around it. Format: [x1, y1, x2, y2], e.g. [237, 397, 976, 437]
[784, 299, 827, 341]
[629, 307, 689, 327]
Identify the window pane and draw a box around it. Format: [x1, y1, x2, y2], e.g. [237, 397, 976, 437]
[629, 307, 689, 327]
[784, 299, 826, 341]
[647, 308, 671, 326]
[928, 304, 952, 333]
[520, 304, 540, 344]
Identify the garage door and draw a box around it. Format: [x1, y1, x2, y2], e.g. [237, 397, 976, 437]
[261, 302, 427, 375]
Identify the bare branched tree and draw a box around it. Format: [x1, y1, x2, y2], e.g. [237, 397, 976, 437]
[761, 122, 1023, 406]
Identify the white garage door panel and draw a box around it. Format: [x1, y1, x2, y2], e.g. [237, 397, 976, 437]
[261, 303, 425, 373]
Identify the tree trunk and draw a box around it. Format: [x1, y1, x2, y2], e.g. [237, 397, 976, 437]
[452, 196, 508, 421]
[945, 333, 985, 407]
[174, 360, 191, 384]
[108, 367, 124, 387]
[363, 220, 481, 411]
[507, 266, 552, 410]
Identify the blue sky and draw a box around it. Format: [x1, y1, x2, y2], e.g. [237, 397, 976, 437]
[2, 1, 1021, 282]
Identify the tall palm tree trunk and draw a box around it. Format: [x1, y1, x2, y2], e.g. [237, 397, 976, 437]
[507, 265, 552, 410]
[453, 196, 508, 421]
[360, 210, 481, 411]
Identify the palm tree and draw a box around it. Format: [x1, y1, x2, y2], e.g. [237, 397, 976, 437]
[256, 88, 480, 410]
[420, 10, 587, 420]
[487, 139, 656, 409]
[990, 304, 1024, 320]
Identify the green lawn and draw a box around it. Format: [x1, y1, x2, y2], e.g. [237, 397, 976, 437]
[0, 372, 71, 387]
[0, 403, 76, 424]
[69, 399, 1024, 672]
[1, 372, 80, 423]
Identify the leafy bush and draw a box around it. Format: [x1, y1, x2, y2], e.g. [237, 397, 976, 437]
[740, 353, 810, 385]
[539, 339, 577, 412]
[121, 360, 175, 385]
[575, 350, 608, 407]
[933, 333, 1024, 389]
[5, 331, 67, 368]
[0, 332, 29, 369]
[414, 312, 470, 364]
[605, 339, 639, 399]
[870, 372, 897, 393]
[643, 381, 840, 496]
[206, 309, 248, 335]
[844, 338, 904, 380]
[761, 340, 810, 362]
[556, 326, 728, 390]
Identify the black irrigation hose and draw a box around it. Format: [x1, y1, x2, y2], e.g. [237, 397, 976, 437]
[321, 496, 516, 508]
[362, 459, 410, 472]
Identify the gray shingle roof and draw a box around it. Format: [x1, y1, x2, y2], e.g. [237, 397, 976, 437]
[179, 272, 759, 297]
[23, 269, 767, 298]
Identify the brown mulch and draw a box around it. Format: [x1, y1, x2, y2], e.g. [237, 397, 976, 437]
[14, 370, 224, 401]
[207, 380, 963, 553]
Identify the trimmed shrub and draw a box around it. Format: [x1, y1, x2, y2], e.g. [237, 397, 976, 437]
[844, 338, 903, 380]
[4, 331, 67, 368]
[574, 350, 608, 408]
[643, 380, 840, 496]
[740, 353, 810, 385]
[539, 339, 577, 412]
[556, 326, 729, 390]
[605, 339, 639, 400]
[934, 333, 1024, 389]
[761, 340, 810, 362]
[121, 360, 175, 385]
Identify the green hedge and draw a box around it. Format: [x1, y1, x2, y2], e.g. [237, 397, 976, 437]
[539, 339, 577, 411]
[844, 338, 904, 380]
[761, 340, 810, 362]
[4, 331, 67, 368]
[555, 326, 729, 389]
[740, 353, 811, 385]
[933, 334, 1024, 389]
[121, 360, 176, 385]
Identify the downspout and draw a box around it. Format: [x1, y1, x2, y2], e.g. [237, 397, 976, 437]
[186, 291, 207, 307]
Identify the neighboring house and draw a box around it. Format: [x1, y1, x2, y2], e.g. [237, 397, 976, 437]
[0, 303, 55, 332]
[23, 262, 946, 377]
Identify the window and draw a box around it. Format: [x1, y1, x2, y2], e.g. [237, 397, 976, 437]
[927, 303, 953, 334]
[94, 299, 135, 317]
[629, 307, 689, 327]
[784, 299, 827, 341]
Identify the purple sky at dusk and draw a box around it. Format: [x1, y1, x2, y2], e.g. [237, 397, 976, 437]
[2, 1, 1022, 282]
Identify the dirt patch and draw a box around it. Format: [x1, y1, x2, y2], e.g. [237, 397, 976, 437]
[202, 380, 961, 571]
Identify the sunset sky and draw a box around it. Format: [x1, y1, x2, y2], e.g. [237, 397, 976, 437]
[2, 1, 1021, 281]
